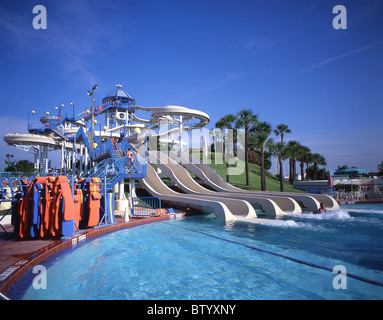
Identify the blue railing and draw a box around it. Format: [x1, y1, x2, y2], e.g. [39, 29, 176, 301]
[131, 197, 161, 217]
[93, 138, 133, 160]
[28, 113, 66, 132]
[0, 178, 28, 201]
[93, 139, 115, 160]
[82, 156, 146, 191]
[28, 101, 128, 134]
[81, 158, 110, 178]
[0, 172, 39, 178]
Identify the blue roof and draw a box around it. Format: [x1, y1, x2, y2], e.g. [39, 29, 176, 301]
[102, 89, 135, 105]
[104, 89, 134, 100]
[334, 168, 369, 175]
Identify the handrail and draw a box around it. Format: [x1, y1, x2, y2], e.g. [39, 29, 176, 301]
[93, 139, 115, 160]
[81, 137, 147, 192]
[0, 291, 10, 300]
[81, 155, 146, 192]
[81, 158, 109, 177]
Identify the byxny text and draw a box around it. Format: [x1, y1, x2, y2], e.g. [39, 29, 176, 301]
[147, 304, 236, 318]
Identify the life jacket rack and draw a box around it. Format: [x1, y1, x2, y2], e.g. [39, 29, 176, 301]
[1, 175, 115, 239]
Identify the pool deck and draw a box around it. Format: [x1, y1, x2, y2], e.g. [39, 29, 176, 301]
[0, 210, 194, 297]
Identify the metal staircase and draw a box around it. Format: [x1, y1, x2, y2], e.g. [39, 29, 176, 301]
[81, 150, 146, 192]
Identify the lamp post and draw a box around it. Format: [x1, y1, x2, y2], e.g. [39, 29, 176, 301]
[28, 110, 35, 130]
[87, 84, 98, 160]
[70, 102, 74, 119]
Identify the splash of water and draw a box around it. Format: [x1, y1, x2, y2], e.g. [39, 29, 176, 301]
[288, 210, 352, 220]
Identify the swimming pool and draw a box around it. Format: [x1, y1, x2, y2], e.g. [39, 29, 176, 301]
[9, 203, 383, 300]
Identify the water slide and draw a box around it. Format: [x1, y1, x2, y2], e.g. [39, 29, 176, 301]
[142, 165, 256, 221]
[3, 133, 78, 150]
[5, 124, 103, 157]
[132, 105, 210, 129]
[129, 145, 256, 221]
[147, 151, 301, 217]
[172, 152, 339, 211]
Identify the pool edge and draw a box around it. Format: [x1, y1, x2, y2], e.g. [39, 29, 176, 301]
[0, 213, 188, 297]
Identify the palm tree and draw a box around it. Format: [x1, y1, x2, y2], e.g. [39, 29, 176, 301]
[296, 145, 311, 181]
[268, 139, 278, 175]
[286, 140, 301, 184]
[235, 109, 258, 186]
[215, 114, 236, 182]
[274, 124, 291, 144]
[249, 121, 273, 191]
[275, 141, 287, 191]
[311, 153, 327, 180]
[274, 124, 291, 191]
[304, 152, 314, 180]
[5, 154, 13, 165]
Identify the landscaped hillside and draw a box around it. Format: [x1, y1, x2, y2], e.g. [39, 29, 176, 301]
[206, 157, 303, 193]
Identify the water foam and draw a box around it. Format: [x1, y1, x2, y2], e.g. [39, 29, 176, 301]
[236, 217, 329, 231]
[288, 210, 352, 221]
[263, 219, 330, 231]
[347, 209, 383, 215]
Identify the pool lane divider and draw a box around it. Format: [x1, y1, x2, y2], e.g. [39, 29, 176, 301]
[162, 222, 383, 288]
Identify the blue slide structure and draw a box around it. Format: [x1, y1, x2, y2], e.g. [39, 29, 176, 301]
[28, 102, 116, 134]
[27, 100, 147, 193]
[82, 138, 146, 192]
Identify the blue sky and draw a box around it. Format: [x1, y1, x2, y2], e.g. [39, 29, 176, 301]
[0, 0, 382, 172]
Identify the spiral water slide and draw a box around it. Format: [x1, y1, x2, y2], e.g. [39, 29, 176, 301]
[3, 133, 75, 150]
[172, 152, 339, 211]
[132, 105, 210, 129]
[147, 151, 301, 216]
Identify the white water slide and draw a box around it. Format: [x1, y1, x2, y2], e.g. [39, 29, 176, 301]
[131, 144, 260, 221]
[142, 164, 257, 221]
[146, 150, 303, 216]
[169, 151, 339, 211]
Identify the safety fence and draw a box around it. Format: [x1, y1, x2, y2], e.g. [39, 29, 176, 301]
[131, 197, 161, 217]
[0, 172, 46, 178]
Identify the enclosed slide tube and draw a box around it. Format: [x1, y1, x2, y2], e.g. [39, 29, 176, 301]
[148, 151, 300, 217]
[177, 152, 339, 211]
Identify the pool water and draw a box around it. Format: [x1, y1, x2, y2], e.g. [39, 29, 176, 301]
[12, 203, 383, 299]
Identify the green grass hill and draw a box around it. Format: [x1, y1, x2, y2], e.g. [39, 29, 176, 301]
[205, 157, 303, 193]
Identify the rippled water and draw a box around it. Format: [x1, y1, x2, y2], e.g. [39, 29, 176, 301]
[11, 203, 383, 300]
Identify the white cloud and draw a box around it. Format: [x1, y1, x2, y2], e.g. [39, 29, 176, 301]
[0, 1, 138, 86]
[299, 40, 383, 74]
